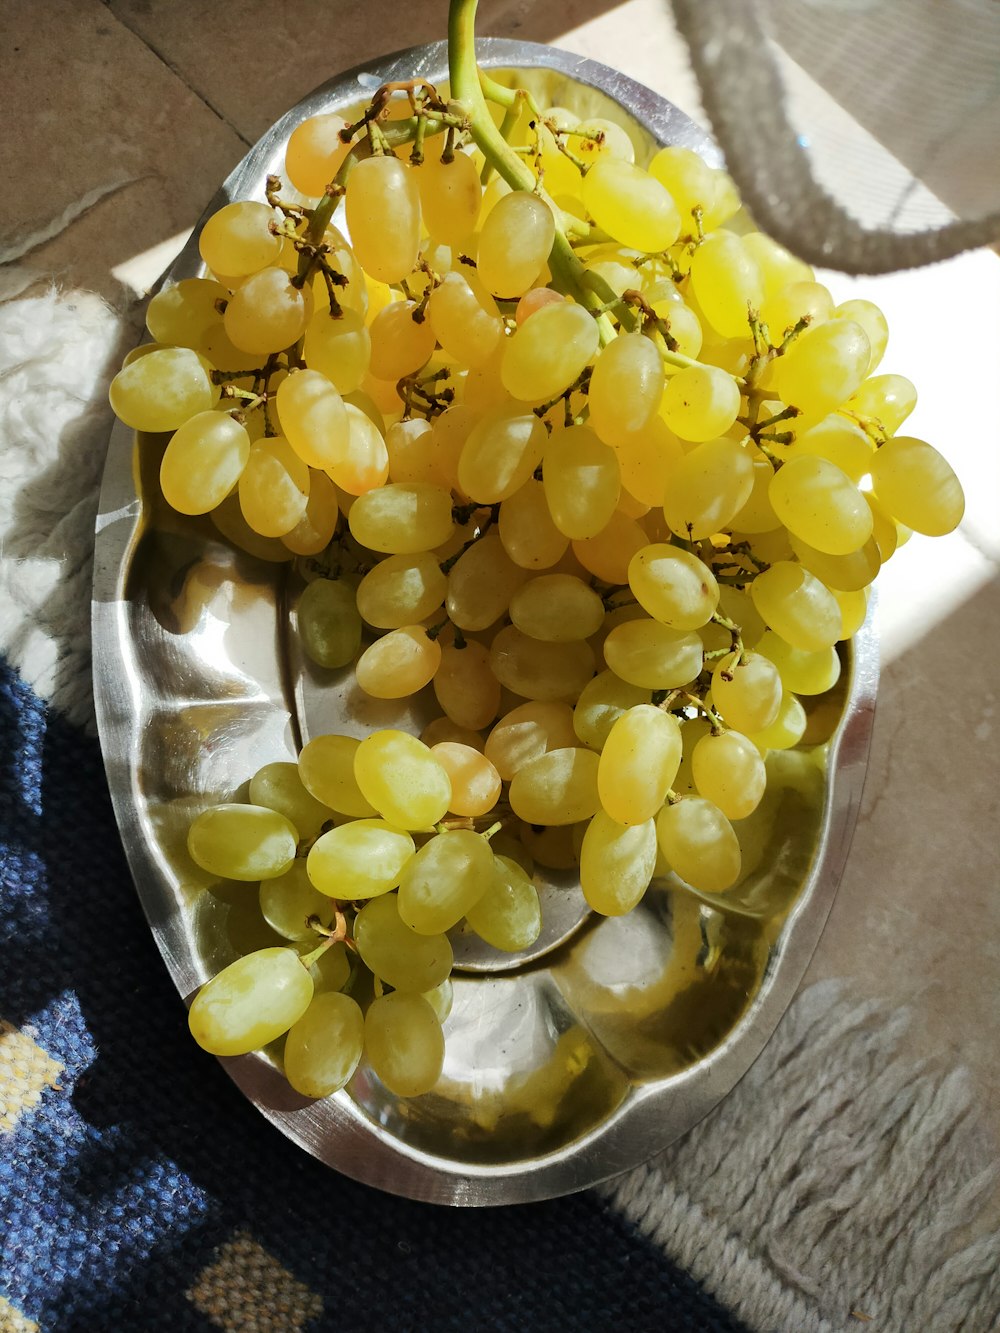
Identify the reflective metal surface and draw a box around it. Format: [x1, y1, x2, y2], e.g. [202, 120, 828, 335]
[92, 39, 878, 1206]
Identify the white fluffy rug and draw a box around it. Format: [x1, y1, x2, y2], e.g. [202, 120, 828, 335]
[1, 279, 997, 1332]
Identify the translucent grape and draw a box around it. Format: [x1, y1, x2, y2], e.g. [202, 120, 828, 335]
[188, 804, 298, 881]
[199, 202, 281, 277]
[663, 437, 755, 539]
[572, 670, 652, 749]
[303, 307, 371, 395]
[515, 287, 565, 324]
[661, 365, 741, 442]
[846, 374, 916, 435]
[588, 332, 664, 446]
[430, 743, 502, 817]
[189, 947, 313, 1057]
[345, 156, 421, 284]
[485, 701, 579, 781]
[356, 552, 446, 629]
[508, 747, 601, 825]
[249, 761, 332, 842]
[477, 191, 555, 297]
[281, 470, 340, 556]
[775, 319, 870, 417]
[355, 625, 442, 699]
[299, 734, 376, 817]
[834, 587, 869, 639]
[433, 640, 500, 730]
[364, 992, 444, 1098]
[160, 410, 250, 515]
[147, 278, 228, 349]
[239, 436, 310, 537]
[348, 482, 453, 554]
[711, 650, 782, 732]
[509, 574, 605, 642]
[259, 861, 335, 941]
[689, 232, 763, 339]
[729, 456, 779, 534]
[223, 267, 309, 355]
[499, 479, 569, 569]
[211, 493, 294, 563]
[543, 425, 621, 539]
[421, 978, 454, 1024]
[354, 894, 453, 992]
[368, 299, 436, 380]
[328, 402, 389, 495]
[692, 729, 766, 819]
[792, 416, 874, 483]
[834, 298, 888, 373]
[501, 301, 599, 403]
[603, 619, 703, 689]
[580, 812, 657, 915]
[397, 829, 494, 933]
[416, 148, 481, 244]
[385, 417, 442, 487]
[354, 730, 452, 829]
[276, 369, 349, 470]
[741, 232, 813, 297]
[789, 532, 880, 594]
[751, 562, 842, 652]
[647, 145, 721, 230]
[628, 544, 720, 630]
[465, 855, 542, 951]
[284, 112, 351, 197]
[613, 415, 684, 508]
[655, 797, 741, 893]
[427, 271, 502, 367]
[458, 409, 548, 503]
[307, 819, 415, 899]
[747, 691, 808, 753]
[489, 625, 596, 702]
[574, 119, 635, 165]
[109, 347, 219, 432]
[284, 991, 364, 1098]
[760, 280, 833, 343]
[446, 532, 529, 631]
[297, 578, 362, 668]
[769, 454, 873, 555]
[582, 158, 680, 252]
[755, 631, 841, 696]
[870, 436, 964, 536]
[598, 704, 682, 825]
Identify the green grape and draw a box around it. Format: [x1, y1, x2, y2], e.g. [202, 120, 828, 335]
[368, 299, 437, 380]
[446, 532, 529, 631]
[498, 478, 570, 569]
[297, 578, 363, 668]
[465, 855, 541, 951]
[239, 435, 310, 537]
[613, 415, 685, 508]
[147, 277, 228, 349]
[354, 730, 452, 829]
[769, 454, 873, 555]
[303, 307, 371, 395]
[484, 700, 579, 780]
[775, 319, 870, 417]
[355, 625, 442, 699]
[308, 939, 351, 993]
[580, 812, 657, 915]
[299, 734, 376, 817]
[628, 544, 720, 630]
[477, 190, 555, 296]
[223, 266, 309, 355]
[751, 562, 842, 652]
[543, 425, 621, 539]
[489, 625, 596, 702]
[519, 821, 582, 870]
[356, 551, 447, 629]
[603, 619, 703, 690]
[430, 742, 501, 816]
[427, 271, 503, 368]
[789, 532, 880, 594]
[364, 992, 444, 1098]
[572, 670, 652, 749]
[276, 369, 349, 470]
[283, 112, 351, 196]
[457, 409, 548, 503]
[760, 280, 833, 343]
[260, 861, 336, 941]
[433, 640, 500, 731]
[870, 436, 964, 536]
[281, 470, 340, 556]
[199, 202, 281, 277]
[508, 747, 601, 825]
[754, 631, 840, 696]
[661, 365, 741, 442]
[834, 298, 888, 372]
[509, 574, 605, 642]
[249, 761, 333, 841]
[655, 797, 741, 893]
[663, 437, 755, 539]
[581, 158, 680, 252]
[689, 232, 763, 339]
[397, 829, 494, 933]
[188, 803, 298, 880]
[711, 650, 782, 732]
[500, 301, 599, 403]
[109, 347, 220, 432]
[328, 402, 389, 495]
[348, 482, 454, 554]
[746, 691, 808, 753]
[598, 704, 682, 824]
[741, 232, 813, 297]
[588, 332, 664, 446]
[160, 410, 250, 515]
[307, 818, 415, 898]
[422, 977, 454, 1024]
[416, 148, 481, 244]
[354, 894, 453, 992]
[189, 947, 314, 1057]
[692, 729, 766, 819]
[284, 991, 365, 1098]
[791, 415, 874, 483]
[846, 373, 916, 435]
[345, 155, 421, 284]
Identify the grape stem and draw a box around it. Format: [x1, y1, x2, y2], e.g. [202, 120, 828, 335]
[299, 907, 350, 969]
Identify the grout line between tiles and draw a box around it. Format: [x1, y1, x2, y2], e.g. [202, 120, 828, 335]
[102, 1, 253, 149]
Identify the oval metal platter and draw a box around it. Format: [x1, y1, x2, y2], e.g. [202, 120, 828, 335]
[92, 37, 878, 1206]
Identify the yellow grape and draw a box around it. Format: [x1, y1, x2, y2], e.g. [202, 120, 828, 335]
[433, 640, 500, 730]
[281, 469, 340, 555]
[296, 578, 362, 669]
[543, 425, 621, 539]
[355, 551, 446, 629]
[458, 408, 548, 503]
[327, 402, 388, 495]
[199, 202, 281, 277]
[465, 855, 541, 952]
[572, 511, 647, 584]
[385, 418, 442, 487]
[746, 691, 808, 752]
[574, 119, 635, 165]
[238, 436, 310, 537]
[363, 992, 444, 1097]
[751, 562, 842, 652]
[284, 112, 351, 197]
[484, 701, 579, 781]
[187, 803, 298, 881]
[729, 456, 779, 534]
[602, 619, 703, 690]
[147, 277, 228, 349]
[791, 416, 874, 483]
[223, 267, 309, 355]
[160, 410, 250, 515]
[446, 532, 529, 631]
[420, 717, 486, 751]
[354, 730, 452, 829]
[283, 991, 364, 1099]
[834, 298, 888, 373]
[348, 482, 454, 553]
[588, 332, 665, 446]
[598, 704, 682, 824]
[299, 734, 376, 817]
[660, 364, 741, 443]
[741, 232, 813, 297]
[769, 454, 873, 555]
[477, 190, 555, 297]
[249, 760, 333, 841]
[354, 894, 453, 993]
[259, 861, 336, 941]
[834, 587, 869, 639]
[613, 415, 685, 508]
[416, 148, 481, 243]
[755, 630, 841, 696]
[662, 437, 755, 539]
[689, 232, 763, 339]
[572, 670, 651, 749]
[508, 747, 602, 825]
[498, 478, 570, 569]
[397, 829, 494, 933]
[303, 307, 371, 394]
[580, 812, 657, 915]
[582, 158, 680, 252]
[509, 574, 605, 642]
[647, 145, 722, 230]
[870, 436, 964, 536]
[189, 947, 313, 1057]
[275, 370, 349, 470]
[345, 155, 421, 284]
[655, 797, 741, 893]
[489, 625, 596, 702]
[760, 280, 833, 343]
[501, 301, 599, 403]
[427, 271, 503, 368]
[368, 299, 436, 380]
[628, 543, 720, 630]
[307, 818, 415, 899]
[789, 532, 880, 594]
[775, 319, 870, 417]
[430, 742, 502, 817]
[711, 650, 782, 731]
[515, 287, 565, 324]
[692, 729, 766, 819]
[846, 373, 916, 435]
[210, 493, 294, 563]
[355, 625, 442, 699]
[109, 347, 219, 432]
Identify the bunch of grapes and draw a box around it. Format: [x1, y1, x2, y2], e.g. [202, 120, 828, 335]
[109, 67, 964, 1105]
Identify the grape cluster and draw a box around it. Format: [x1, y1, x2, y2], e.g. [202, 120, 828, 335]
[109, 71, 965, 1104]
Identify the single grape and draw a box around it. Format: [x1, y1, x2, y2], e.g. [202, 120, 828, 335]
[711, 650, 783, 732]
[489, 625, 596, 702]
[430, 743, 502, 817]
[458, 408, 548, 503]
[356, 552, 447, 629]
[477, 191, 555, 297]
[583, 158, 680, 252]
[628, 544, 720, 630]
[662, 437, 755, 539]
[397, 829, 494, 933]
[189, 947, 314, 1057]
[328, 402, 389, 495]
[284, 991, 365, 1099]
[259, 861, 335, 941]
[188, 804, 298, 880]
[689, 232, 763, 339]
[296, 579, 363, 669]
[303, 307, 372, 395]
[834, 298, 888, 373]
[239, 436, 310, 537]
[485, 700, 579, 780]
[509, 574, 605, 642]
[355, 625, 442, 699]
[543, 425, 621, 539]
[364, 992, 444, 1098]
[223, 267, 309, 356]
[870, 436, 965, 536]
[769, 454, 873, 556]
[598, 704, 682, 824]
[572, 670, 652, 750]
[692, 729, 767, 819]
[656, 797, 741, 893]
[433, 640, 500, 731]
[446, 532, 529, 631]
[109, 347, 219, 432]
[775, 319, 870, 417]
[299, 734, 376, 817]
[416, 148, 481, 244]
[160, 410, 250, 515]
[580, 812, 657, 915]
[284, 113, 352, 196]
[249, 761, 332, 841]
[603, 619, 704, 690]
[501, 301, 599, 403]
[345, 155, 421, 284]
[368, 299, 437, 380]
[354, 894, 453, 992]
[307, 818, 415, 899]
[427, 270, 503, 368]
[755, 630, 841, 696]
[147, 277, 229, 349]
[348, 482, 454, 554]
[354, 730, 452, 829]
[276, 369, 349, 470]
[588, 332, 664, 446]
[465, 855, 542, 951]
[751, 562, 842, 652]
[846, 373, 916, 435]
[508, 747, 601, 825]
[661, 365, 741, 443]
[498, 478, 570, 569]
[199, 202, 281, 277]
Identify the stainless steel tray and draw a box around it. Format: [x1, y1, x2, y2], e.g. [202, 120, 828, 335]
[91, 38, 878, 1206]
